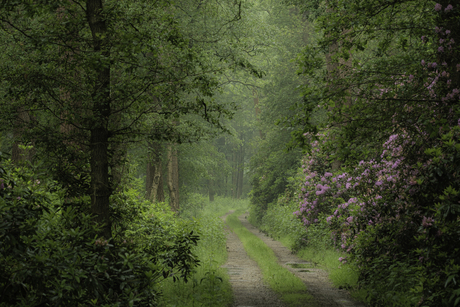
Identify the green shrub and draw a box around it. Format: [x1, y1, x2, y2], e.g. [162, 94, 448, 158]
[0, 159, 200, 306]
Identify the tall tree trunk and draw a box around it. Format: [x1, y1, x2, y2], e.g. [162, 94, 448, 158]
[157, 165, 165, 202]
[87, 0, 111, 239]
[167, 144, 179, 212]
[232, 149, 238, 199]
[146, 141, 164, 202]
[237, 145, 244, 199]
[111, 143, 127, 193]
[209, 178, 215, 202]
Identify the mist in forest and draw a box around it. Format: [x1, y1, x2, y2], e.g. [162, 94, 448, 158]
[0, 1, 458, 306]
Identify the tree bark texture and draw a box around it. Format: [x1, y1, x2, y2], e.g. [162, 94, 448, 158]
[167, 144, 179, 212]
[87, 0, 112, 239]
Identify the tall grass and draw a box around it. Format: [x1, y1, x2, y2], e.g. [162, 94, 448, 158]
[157, 196, 248, 307]
[250, 200, 360, 292]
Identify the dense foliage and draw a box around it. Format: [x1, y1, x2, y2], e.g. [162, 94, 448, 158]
[283, 1, 460, 305]
[247, 1, 309, 221]
[0, 157, 201, 306]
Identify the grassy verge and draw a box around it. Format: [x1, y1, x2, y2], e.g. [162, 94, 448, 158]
[284, 236, 365, 301]
[157, 197, 247, 307]
[226, 211, 314, 307]
[251, 201, 363, 301]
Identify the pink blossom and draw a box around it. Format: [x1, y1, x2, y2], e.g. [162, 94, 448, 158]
[445, 4, 453, 12]
[446, 30, 451, 35]
[435, 3, 442, 11]
[421, 60, 425, 66]
[422, 216, 434, 227]
[438, 46, 444, 53]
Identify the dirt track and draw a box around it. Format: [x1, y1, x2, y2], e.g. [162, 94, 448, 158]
[221, 212, 366, 307]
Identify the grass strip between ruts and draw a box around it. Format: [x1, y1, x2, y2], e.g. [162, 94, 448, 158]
[226, 211, 314, 307]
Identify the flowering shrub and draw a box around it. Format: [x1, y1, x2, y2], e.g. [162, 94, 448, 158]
[292, 1, 460, 305]
[295, 128, 460, 304]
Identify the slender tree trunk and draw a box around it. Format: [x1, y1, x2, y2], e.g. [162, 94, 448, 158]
[157, 165, 165, 202]
[209, 178, 215, 202]
[232, 149, 238, 199]
[146, 141, 164, 202]
[111, 143, 127, 193]
[237, 145, 244, 199]
[167, 144, 179, 212]
[87, 0, 111, 239]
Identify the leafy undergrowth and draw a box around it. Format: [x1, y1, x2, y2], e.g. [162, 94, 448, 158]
[157, 197, 248, 307]
[0, 155, 246, 307]
[226, 210, 313, 307]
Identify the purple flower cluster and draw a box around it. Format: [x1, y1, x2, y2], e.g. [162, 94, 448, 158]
[296, 132, 426, 259]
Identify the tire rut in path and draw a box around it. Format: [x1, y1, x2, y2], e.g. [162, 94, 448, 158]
[221, 211, 288, 307]
[238, 213, 367, 307]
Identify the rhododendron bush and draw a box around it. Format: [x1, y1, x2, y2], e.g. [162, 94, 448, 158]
[293, 1, 460, 305]
[296, 127, 460, 304]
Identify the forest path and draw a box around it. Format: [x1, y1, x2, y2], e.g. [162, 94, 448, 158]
[220, 210, 288, 307]
[221, 211, 366, 307]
